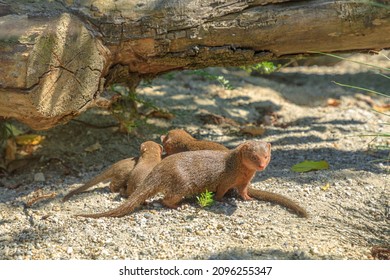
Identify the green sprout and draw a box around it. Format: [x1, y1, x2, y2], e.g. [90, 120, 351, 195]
[196, 189, 215, 208]
[240, 61, 279, 75]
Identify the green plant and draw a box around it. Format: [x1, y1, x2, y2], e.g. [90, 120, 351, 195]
[161, 72, 176, 81]
[240, 61, 280, 75]
[108, 84, 162, 133]
[0, 120, 21, 146]
[0, 121, 12, 147]
[187, 70, 234, 90]
[185, 62, 282, 90]
[196, 189, 214, 208]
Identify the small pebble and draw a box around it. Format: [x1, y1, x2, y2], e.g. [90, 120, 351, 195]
[34, 173, 45, 182]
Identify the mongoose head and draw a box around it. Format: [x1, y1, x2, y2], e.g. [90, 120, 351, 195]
[240, 141, 271, 171]
[140, 141, 163, 157]
[160, 129, 194, 155]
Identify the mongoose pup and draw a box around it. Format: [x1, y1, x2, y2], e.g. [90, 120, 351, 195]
[77, 140, 274, 218]
[119, 141, 163, 198]
[161, 129, 308, 218]
[161, 129, 228, 155]
[62, 158, 136, 202]
[62, 141, 162, 202]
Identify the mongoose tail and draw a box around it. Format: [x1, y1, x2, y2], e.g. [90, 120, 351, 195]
[248, 188, 308, 218]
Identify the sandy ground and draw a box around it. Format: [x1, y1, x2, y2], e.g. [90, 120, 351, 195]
[0, 52, 389, 260]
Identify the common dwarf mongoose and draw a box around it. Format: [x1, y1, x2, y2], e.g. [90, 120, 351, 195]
[119, 141, 163, 198]
[161, 129, 308, 218]
[161, 128, 228, 154]
[62, 158, 136, 202]
[62, 141, 161, 202]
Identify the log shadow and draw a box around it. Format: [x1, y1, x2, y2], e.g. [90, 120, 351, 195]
[205, 248, 315, 260]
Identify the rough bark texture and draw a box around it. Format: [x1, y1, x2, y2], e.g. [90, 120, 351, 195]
[0, 0, 389, 129]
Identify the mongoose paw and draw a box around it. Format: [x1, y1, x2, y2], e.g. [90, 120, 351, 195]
[240, 194, 253, 201]
[162, 198, 181, 209]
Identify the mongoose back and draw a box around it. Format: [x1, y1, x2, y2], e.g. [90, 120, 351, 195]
[161, 129, 228, 154]
[161, 129, 308, 218]
[119, 141, 163, 198]
[77, 140, 271, 218]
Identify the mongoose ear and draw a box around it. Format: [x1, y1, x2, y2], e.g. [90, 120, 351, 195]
[160, 134, 167, 143]
[140, 143, 147, 153]
[267, 143, 271, 151]
[158, 144, 164, 154]
[239, 142, 250, 151]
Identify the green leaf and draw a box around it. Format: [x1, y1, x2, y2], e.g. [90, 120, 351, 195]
[291, 160, 330, 173]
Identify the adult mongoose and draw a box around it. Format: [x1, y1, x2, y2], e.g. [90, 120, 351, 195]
[161, 129, 308, 218]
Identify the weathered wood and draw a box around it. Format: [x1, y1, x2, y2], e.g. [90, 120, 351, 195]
[1, 0, 389, 129]
[0, 11, 109, 129]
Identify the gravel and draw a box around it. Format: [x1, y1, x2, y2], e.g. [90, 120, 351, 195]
[0, 52, 389, 260]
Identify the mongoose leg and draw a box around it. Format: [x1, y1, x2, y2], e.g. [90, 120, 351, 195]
[237, 184, 253, 200]
[162, 195, 183, 209]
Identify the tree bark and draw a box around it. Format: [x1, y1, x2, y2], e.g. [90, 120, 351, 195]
[0, 0, 389, 130]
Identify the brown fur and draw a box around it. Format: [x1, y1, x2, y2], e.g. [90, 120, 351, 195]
[161, 129, 308, 218]
[119, 141, 163, 198]
[62, 141, 162, 202]
[161, 129, 228, 154]
[247, 188, 307, 218]
[77, 140, 271, 218]
[62, 157, 136, 202]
